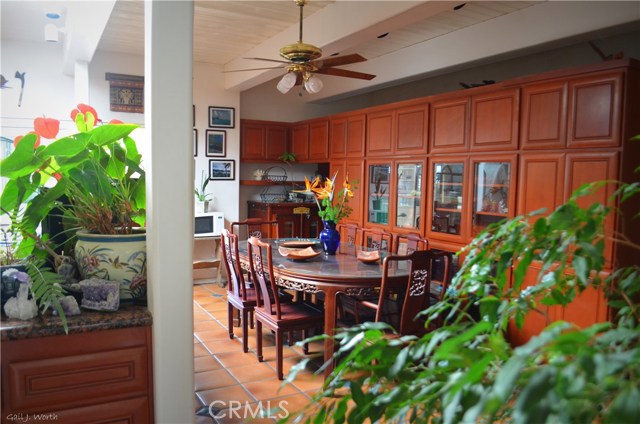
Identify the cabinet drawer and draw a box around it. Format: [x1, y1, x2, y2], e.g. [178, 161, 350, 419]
[7, 346, 149, 412]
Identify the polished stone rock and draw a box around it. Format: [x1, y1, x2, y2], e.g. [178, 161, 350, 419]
[80, 278, 120, 311]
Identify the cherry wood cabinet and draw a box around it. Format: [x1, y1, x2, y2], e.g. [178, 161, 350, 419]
[517, 153, 565, 216]
[520, 81, 567, 150]
[567, 72, 622, 148]
[240, 119, 288, 162]
[366, 102, 428, 157]
[290, 123, 309, 162]
[308, 119, 329, 161]
[426, 157, 468, 245]
[470, 88, 519, 151]
[247, 201, 322, 238]
[330, 113, 366, 159]
[429, 96, 470, 153]
[1, 323, 153, 424]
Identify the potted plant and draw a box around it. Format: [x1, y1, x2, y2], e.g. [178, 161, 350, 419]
[372, 177, 386, 210]
[0, 104, 146, 303]
[194, 170, 212, 212]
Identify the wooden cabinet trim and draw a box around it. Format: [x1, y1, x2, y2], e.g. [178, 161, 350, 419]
[430, 96, 470, 153]
[470, 88, 520, 152]
[520, 81, 568, 150]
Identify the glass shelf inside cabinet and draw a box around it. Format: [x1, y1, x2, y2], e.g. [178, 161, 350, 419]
[368, 164, 391, 225]
[396, 163, 422, 229]
[473, 161, 510, 235]
[432, 162, 464, 235]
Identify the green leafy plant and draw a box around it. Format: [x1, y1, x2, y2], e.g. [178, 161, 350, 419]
[286, 179, 640, 424]
[194, 170, 212, 202]
[278, 151, 297, 165]
[1, 104, 145, 259]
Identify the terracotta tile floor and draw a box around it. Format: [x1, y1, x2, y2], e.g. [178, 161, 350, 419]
[193, 284, 325, 424]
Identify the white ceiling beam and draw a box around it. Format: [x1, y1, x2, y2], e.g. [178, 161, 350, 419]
[62, 0, 117, 75]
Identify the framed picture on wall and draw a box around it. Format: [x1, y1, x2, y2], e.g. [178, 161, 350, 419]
[205, 130, 226, 157]
[209, 159, 235, 180]
[208, 106, 235, 128]
[193, 129, 198, 157]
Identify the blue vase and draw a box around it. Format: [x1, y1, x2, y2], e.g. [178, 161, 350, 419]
[319, 220, 340, 255]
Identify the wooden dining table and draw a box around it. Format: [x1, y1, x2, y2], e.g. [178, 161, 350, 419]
[237, 238, 409, 377]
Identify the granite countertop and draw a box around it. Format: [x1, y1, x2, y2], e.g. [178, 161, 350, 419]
[1, 304, 152, 341]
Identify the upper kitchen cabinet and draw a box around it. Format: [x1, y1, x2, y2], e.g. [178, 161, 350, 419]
[470, 88, 519, 152]
[520, 81, 568, 150]
[240, 119, 289, 162]
[330, 113, 366, 159]
[308, 119, 329, 161]
[567, 72, 622, 149]
[429, 96, 470, 154]
[366, 102, 428, 157]
[290, 119, 329, 163]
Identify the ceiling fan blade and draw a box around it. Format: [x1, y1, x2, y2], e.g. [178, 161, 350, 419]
[223, 66, 285, 73]
[244, 57, 291, 65]
[314, 67, 376, 80]
[311, 53, 368, 69]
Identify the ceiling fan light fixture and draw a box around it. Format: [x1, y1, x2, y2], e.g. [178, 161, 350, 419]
[304, 74, 323, 94]
[277, 71, 298, 94]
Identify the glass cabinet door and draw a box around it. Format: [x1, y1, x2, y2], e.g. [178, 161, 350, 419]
[395, 163, 422, 229]
[473, 161, 510, 235]
[368, 164, 391, 225]
[432, 162, 464, 235]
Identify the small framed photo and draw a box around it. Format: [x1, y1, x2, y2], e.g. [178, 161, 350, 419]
[205, 130, 226, 157]
[193, 129, 198, 157]
[209, 106, 235, 128]
[209, 159, 235, 181]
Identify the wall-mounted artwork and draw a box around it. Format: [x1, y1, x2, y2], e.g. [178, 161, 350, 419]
[209, 159, 235, 180]
[105, 73, 144, 113]
[205, 130, 226, 157]
[194, 129, 198, 157]
[208, 106, 234, 128]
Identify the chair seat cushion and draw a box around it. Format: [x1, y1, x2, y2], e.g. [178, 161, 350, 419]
[255, 302, 323, 328]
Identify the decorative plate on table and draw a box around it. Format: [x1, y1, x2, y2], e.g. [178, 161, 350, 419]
[275, 238, 319, 249]
[357, 250, 380, 264]
[278, 246, 322, 261]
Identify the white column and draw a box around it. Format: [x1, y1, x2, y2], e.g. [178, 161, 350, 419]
[74, 60, 90, 104]
[145, 1, 194, 423]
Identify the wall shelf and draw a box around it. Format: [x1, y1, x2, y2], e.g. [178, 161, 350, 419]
[240, 180, 305, 186]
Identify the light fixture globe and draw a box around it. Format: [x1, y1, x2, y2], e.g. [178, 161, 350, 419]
[277, 72, 297, 94]
[304, 74, 323, 94]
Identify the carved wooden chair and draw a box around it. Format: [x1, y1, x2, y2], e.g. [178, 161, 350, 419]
[230, 218, 279, 240]
[394, 233, 429, 255]
[248, 237, 324, 380]
[361, 227, 394, 253]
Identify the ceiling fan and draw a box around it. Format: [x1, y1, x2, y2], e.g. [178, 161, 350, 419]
[230, 0, 376, 94]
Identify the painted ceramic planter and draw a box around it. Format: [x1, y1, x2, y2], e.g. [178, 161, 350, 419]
[75, 230, 147, 302]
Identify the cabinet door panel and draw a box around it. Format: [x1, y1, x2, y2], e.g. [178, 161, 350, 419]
[565, 152, 618, 265]
[346, 114, 366, 157]
[426, 157, 468, 244]
[330, 118, 347, 158]
[430, 97, 469, 153]
[521, 81, 567, 150]
[309, 120, 329, 161]
[241, 123, 265, 160]
[265, 126, 288, 160]
[345, 160, 365, 225]
[367, 110, 394, 156]
[470, 89, 519, 151]
[291, 124, 309, 162]
[567, 73, 622, 148]
[517, 153, 565, 216]
[396, 104, 428, 155]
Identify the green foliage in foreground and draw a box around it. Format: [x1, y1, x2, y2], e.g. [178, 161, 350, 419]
[286, 180, 640, 424]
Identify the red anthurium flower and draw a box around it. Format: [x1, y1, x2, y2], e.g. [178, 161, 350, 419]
[13, 132, 40, 148]
[71, 103, 99, 123]
[108, 119, 124, 124]
[33, 117, 60, 139]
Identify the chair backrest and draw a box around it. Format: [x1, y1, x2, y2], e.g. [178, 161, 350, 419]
[230, 218, 279, 240]
[247, 237, 281, 318]
[394, 233, 429, 255]
[361, 228, 394, 253]
[378, 249, 452, 335]
[336, 223, 360, 246]
[220, 229, 248, 299]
